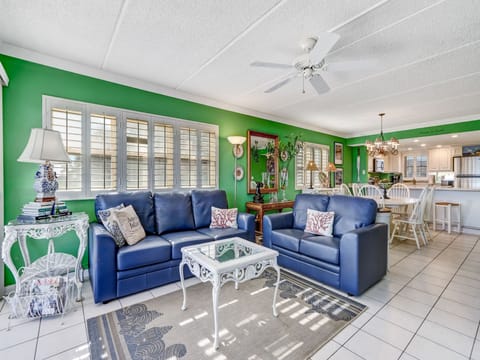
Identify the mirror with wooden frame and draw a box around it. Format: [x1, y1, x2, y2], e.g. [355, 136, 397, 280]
[247, 130, 279, 194]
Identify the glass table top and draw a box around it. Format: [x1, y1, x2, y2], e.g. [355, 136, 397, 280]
[185, 238, 266, 264]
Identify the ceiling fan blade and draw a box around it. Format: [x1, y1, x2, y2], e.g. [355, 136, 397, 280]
[265, 73, 297, 93]
[325, 60, 377, 72]
[310, 32, 340, 64]
[250, 61, 293, 69]
[309, 75, 330, 94]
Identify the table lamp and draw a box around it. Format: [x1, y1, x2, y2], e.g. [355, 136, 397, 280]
[306, 160, 318, 189]
[326, 162, 337, 188]
[18, 128, 70, 202]
[227, 135, 246, 207]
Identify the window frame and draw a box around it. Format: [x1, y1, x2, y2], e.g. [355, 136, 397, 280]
[402, 150, 428, 180]
[43, 96, 219, 200]
[295, 142, 330, 190]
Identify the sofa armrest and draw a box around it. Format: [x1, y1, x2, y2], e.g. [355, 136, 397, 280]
[263, 212, 294, 248]
[237, 212, 256, 241]
[339, 223, 388, 296]
[88, 223, 118, 303]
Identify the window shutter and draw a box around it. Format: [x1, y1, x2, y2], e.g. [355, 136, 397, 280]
[295, 142, 330, 190]
[90, 113, 117, 191]
[126, 118, 149, 190]
[153, 123, 174, 189]
[200, 129, 217, 188]
[179, 127, 198, 188]
[51, 107, 83, 191]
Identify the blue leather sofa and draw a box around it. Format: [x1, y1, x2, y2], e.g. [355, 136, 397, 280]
[89, 190, 255, 303]
[263, 194, 388, 296]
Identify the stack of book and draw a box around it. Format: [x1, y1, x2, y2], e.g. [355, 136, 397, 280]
[17, 201, 71, 222]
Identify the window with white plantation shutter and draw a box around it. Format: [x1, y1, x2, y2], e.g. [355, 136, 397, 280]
[180, 127, 198, 188]
[295, 142, 330, 190]
[51, 107, 83, 192]
[43, 96, 218, 199]
[90, 113, 117, 191]
[200, 129, 216, 188]
[153, 123, 174, 189]
[126, 118, 149, 190]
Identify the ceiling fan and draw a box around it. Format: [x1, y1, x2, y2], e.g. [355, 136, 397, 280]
[251, 33, 366, 95]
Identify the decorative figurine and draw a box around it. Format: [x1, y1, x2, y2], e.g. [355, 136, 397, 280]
[253, 181, 264, 203]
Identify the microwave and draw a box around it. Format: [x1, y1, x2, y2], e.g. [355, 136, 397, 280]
[373, 158, 384, 172]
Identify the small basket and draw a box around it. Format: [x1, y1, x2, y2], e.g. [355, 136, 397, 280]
[4, 273, 76, 319]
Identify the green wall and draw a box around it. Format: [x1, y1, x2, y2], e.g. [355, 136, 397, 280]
[1, 55, 346, 286]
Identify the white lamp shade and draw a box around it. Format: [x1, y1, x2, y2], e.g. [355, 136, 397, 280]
[18, 128, 70, 163]
[227, 136, 246, 145]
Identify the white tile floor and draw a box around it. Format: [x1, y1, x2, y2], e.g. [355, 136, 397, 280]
[0, 230, 479, 359]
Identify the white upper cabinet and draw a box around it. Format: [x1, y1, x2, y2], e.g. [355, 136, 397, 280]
[428, 147, 453, 171]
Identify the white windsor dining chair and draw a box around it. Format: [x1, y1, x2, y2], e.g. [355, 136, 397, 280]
[358, 184, 385, 208]
[339, 183, 353, 196]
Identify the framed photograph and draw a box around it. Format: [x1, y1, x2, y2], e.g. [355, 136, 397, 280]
[335, 168, 343, 186]
[334, 142, 343, 165]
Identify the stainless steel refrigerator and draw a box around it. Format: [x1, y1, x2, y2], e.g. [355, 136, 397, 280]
[454, 156, 480, 189]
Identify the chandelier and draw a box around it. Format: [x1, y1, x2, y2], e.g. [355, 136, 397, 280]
[365, 113, 399, 156]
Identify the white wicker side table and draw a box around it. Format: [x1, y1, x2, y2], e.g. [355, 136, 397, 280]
[2, 212, 89, 307]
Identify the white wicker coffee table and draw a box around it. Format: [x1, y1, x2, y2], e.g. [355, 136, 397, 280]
[179, 237, 280, 349]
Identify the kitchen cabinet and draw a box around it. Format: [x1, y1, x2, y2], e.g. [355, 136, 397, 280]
[428, 148, 453, 171]
[367, 154, 401, 172]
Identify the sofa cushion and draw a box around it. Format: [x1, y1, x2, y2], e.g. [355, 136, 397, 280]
[191, 190, 228, 229]
[210, 207, 238, 229]
[327, 195, 377, 237]
[161, 231, 212, 259]
[97, 204, 126, 247]
[293, 194, 330, 230]
[154, 192, 195, 234]
[96, 191, 155, 234]
[197, 227, 249, 240]
[270, 228, 309, 252]
[117, 235, 171, 271]
[113, 205, 146, 246]
[305, 209, 335, 237]
[299, 236, 340, 265]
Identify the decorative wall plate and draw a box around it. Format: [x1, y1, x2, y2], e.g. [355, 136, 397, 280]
[280, 150, 289, 162]
[233, 144, 244, 159]
[235, 166, 244, 181]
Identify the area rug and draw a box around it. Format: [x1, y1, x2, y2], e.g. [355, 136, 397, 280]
[87, 269, 366, 359]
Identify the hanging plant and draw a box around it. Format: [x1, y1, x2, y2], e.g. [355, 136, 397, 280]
[279, 133, 304, 167]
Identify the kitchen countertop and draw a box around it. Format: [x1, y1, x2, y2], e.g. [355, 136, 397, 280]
[405, 185, 480, 192]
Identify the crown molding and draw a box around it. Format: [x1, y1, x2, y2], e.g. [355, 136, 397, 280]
[0, 42, 345, 138]
[347, 113, 480, 139]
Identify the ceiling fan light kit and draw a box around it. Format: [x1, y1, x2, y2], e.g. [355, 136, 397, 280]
[365, 113, 399, 157]
[251, 32, 344, 95]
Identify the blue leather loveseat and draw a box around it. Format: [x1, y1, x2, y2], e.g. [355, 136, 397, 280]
[89, 190, 255, 303]
[263, 194, 388, 296]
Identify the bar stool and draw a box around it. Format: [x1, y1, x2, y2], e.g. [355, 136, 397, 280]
[433, 201, 461, 234]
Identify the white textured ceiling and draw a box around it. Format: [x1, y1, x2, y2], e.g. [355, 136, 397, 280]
[0, 0, 479, 138]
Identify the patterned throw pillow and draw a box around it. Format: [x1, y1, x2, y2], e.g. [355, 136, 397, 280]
[98, 204, 126, 247]
[112, 205, 146, 246]
[210, 206, 238, 229]
[304, 209, 335, 237]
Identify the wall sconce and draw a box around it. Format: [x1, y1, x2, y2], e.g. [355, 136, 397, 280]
[18, 128, 70, 202]
[227, 135, 246, 206]
[306, 160, 319, 189]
